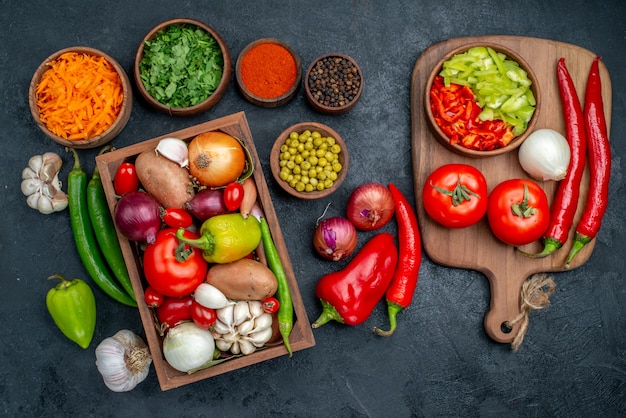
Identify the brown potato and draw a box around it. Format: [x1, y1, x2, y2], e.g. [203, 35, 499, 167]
[135, 149, 194, 208]
[206, 258, 278, 301]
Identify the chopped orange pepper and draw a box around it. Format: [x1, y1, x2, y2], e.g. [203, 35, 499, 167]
[35, 52, 124, 140]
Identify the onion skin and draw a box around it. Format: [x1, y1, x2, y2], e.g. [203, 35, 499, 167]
[185, 188, 229, 221]
[188, 131, 246, 188]
[346, 182, 395, 231]
[114, 191, 162, 244]
[313, 217, 358, 261]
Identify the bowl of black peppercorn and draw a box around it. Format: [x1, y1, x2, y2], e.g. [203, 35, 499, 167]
[305, 53, 363, 114]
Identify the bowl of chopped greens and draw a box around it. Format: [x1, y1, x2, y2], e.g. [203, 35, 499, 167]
[425, 42, 540, 158]
[134, 18, 232, 116]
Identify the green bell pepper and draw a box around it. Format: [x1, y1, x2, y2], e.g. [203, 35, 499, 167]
[175, 213, 261, 264]
[46, 274, 96, 349]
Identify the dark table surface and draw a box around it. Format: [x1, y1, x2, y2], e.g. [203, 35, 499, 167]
[2, 1, 625, 416]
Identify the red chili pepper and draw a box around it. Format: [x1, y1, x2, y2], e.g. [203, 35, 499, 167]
[520, 58, 587, 258]
[565, 56, 611, 268]
[311, 233, 398, 328]
[374, 184, 421, 336]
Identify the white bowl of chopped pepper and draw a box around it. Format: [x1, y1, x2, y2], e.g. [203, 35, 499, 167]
[305, 53, 363, 115]
[133, 18, 232, 116]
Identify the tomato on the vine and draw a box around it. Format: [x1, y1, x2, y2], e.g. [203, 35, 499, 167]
[162, 207, 193, 229]
[422, 163, 488, 228]
[113, 162, 139, 196]
[223, 182, 244, 211]
[262, 297, 280, 314]
[143, 228, 208, 297]
[487, 179, 550, 246]
[191, 300, 217, 329]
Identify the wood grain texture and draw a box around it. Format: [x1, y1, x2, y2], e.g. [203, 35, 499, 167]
[410, 36, 612, 343]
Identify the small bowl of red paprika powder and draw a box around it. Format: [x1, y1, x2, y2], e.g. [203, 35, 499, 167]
[236, 38, 302, 108]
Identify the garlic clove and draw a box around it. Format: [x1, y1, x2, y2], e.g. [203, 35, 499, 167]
[237, 317, 256, 336]
[156, 137, 189, 168]
[216, 304, 235, 327]
[212, 319, 231, 335]
[26, 193, 41, 211]
[22, 166, 39, 180]
[233, 301, 251, 326]
[245, 326, 274, 348]
[248, 300, 264, 318]
[239, 339, 257, 355]
[215, 338, 232, 352]
[252, 313, 273, 334]
[21, 178, 42, 196]
[230, 341, 241, 355]
[27, 154, 43, 174]
[51, 193, 69, 212]
[40, 152, 63, 182]
[37, 195, 55, 215]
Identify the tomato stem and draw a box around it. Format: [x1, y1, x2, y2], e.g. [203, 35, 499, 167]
[430, 176, 480, 207]
[511, 184, 537, 218]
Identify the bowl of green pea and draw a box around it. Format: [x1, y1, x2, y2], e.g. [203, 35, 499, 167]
[270, 122, 349, 199]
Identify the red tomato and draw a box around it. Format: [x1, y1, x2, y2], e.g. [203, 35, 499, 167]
[223, 182, 244, 211]
[191, 300, 217, 330]
[487, 179, 550, 246]
[262, 297, 280, 314]
[143, 228, 208, 297]
[156, 295, 193, 332]
[422, 164, 488, 228]
[144, 286, 165, 308]
[162, 207, 193, 229]
[113, 162, 139, 196]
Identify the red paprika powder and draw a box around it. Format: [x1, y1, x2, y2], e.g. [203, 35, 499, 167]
[240, 42, 297, 99]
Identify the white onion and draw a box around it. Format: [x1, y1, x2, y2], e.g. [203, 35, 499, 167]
[162, 322, 215, 373]
[518, 129, 571, 181]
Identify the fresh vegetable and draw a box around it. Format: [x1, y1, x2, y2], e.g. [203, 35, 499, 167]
[88, 149, 136, 302]
[138, 23, 224, 108]
[239, 177, 258, 219]
[155, 295, 193, 333]
[135, 149, 195, 209]
[144, 286, 165, 308]
[162, 322, 216, 373]
[175, 213, 261, 264]
[487, 179, 550, 247]
[35, 51, 124, 140]
[312, 216, 358, 261]
[312, 233, 398, 328]
[191, 300, 217, 330]
[260, 217, 294, 356]
[188, 131, 246, 188]
[205, 258, 278, 301]
[193, 283, 233, 310]
[565, 57, 611, 268]
[114, 191, 162, 244]
[113, 162, 139, 196]
[162, 207, 193, 229]
[375, 184, 422, 337]
[223, 181, 245, 211]
[519, 58, 587, 258]
[422, 163, 488, 228]
[155, 137, 189, 167]
[143, 228, 208, 297]
[67, 148, 137, 307]
[262, 297, 280, 314]
[211, 301, 274, 356]
[95, 330, 152, 392]
[518, 128, 571, 181]
[46, 274, 96, 349]
[345, 182, 395, 231]
[184, 188, 229, 221]
[21, 152, 68, 214]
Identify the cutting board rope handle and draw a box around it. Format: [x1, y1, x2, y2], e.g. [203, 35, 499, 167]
[504, 273, 556, 350]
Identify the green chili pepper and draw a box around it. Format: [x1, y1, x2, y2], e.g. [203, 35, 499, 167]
[260, 217, 293, 357]
[46, 274, 96, 349]
[176, 213, 261, 264]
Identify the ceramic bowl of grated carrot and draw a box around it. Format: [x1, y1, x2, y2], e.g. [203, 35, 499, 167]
[29, 46, 132, 149]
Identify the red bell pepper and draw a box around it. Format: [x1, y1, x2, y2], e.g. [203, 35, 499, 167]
[311, 233, 398, 328]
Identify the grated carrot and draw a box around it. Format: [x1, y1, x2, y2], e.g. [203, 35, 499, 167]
[35, 52, 124, 140]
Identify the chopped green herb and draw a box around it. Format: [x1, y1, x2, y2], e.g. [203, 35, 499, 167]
[139, 23, 224, 108]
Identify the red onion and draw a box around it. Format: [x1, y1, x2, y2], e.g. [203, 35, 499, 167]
[346, 182, 395, 231]
[313, 216, 358, 261]
[185, 188, 228, 221]
[114, 191, 162, 244]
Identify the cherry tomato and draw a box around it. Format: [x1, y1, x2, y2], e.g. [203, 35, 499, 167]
[422, 164, 488, 228]
[190, 300, 217, 330]
[262, 297, 280, 314]
[487, 179, 550, 246]
[143, 228, 208, 297]
[113, 162, 139, 196]
[144, 286, 165, 308]
[223, 182, 244, 211]
[162, 207, 193, 229]
[156, 295, 193, 332]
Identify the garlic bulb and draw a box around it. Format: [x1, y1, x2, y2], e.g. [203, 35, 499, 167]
[156, 137, 189, 167]
[21, 152, 68, 214]
[95, 330, 152, 392]
[211, 301, 274, 355]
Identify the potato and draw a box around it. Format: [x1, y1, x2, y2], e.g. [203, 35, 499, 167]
[206, 258, 278, 301]
[135, 149, 194, 208]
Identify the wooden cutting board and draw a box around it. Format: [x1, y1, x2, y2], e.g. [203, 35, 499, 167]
[410, 36, 612, 343]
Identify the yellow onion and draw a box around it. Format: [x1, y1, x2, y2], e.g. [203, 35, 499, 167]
[188, 131, 246, 187]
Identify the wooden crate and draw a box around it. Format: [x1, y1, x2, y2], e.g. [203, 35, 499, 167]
[96, 112, 316, 390]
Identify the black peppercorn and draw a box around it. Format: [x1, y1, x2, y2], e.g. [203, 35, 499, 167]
[307, 55, 362, 110]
